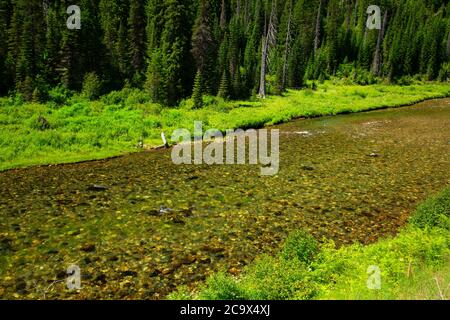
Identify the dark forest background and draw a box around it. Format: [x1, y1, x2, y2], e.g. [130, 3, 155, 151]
[0, 0, 449, 105]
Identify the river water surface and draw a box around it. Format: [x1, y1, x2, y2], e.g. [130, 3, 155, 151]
[1, 98, 449, 299]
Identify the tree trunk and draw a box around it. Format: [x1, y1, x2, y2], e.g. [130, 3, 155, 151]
[258, 1, 277, 99]
[447, 27, 450, 57]
[220, 0, 226, 30]
[259, 36, 268, 98]
[354, 0, 359, 28]
[281, 2, 292, 91]
[372, 10, 388, 75]
[314, 0, 322, 54]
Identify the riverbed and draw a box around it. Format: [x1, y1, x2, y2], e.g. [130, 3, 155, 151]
[0, 98, 449, 299]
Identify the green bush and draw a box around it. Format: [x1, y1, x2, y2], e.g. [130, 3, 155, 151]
[240, 257, 317, 300]
[197, 256, 317, 300]
[101, 89, 129, 106]
[351, 90, 369, 99]
[352, 68, 377, 85]
[27, 114, 52, 131]
[48, 85, 72, 106]
[409, 187, 450, 230]
[125, 89, 152, 106]
[199, 273, 246, 300]
[81, 72, 103, 100]
[438, 62, 450, 82]
[396, 76, 415, 86]
[281, 230, 319, 264]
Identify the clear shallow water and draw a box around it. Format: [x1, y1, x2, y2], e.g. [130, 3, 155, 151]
[1, 98, 449, 299]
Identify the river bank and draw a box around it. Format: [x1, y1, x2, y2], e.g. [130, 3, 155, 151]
[0, 82, 449, 171]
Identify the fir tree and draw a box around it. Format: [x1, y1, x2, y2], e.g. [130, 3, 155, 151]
[217, 71, 230, 99]
[192, 69, 204, 108]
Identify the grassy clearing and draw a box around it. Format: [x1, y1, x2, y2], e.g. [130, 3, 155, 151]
[169, 188, 450, 300]
[0, 82, 449, 171]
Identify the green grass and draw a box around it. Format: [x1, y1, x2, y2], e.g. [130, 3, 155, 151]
[169, 187, 450, 300]
[1, 82, 449, 171]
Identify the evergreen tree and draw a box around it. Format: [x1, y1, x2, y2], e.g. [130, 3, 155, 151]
[217, 71, 230, 99]
[0, 0, 11, 94]
[128, 0, 146, 85]
[191, 0, 216, 94]
[192, 69, 204, 108]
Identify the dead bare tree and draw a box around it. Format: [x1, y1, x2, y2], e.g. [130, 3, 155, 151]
[354, 0, 359, 28]
[220, 0, 226, 30]
[372, 10, 388, 76]
[447, 27, 450, 57]
[314, 0, 322, 54]
[258, 1, 277, 99]
[280, 0, 293, 91]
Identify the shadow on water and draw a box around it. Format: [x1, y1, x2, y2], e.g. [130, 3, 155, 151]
[0, 98, 449, 299]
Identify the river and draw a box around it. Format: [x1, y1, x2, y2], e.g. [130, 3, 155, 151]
[0, 98, 449, 299]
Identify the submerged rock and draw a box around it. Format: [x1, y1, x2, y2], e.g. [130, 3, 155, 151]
[80, 243, 96, 252]
[88, 184, 109, 191]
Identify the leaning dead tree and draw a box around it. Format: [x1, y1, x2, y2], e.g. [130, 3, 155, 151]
[372, 10, 388, 76]
[258, 1, 277, 99]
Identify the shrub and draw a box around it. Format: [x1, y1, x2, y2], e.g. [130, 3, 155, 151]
[28, 114, 51, 131]
[48, 85, 72, 106]
[396, 76, 414, 86]
[199, 273, 246, 300]
[352, 68, 377, 85]
[81, 72, 103, 100]
[101, 89, 129, 106]
[281, 230, 319, 264]
[125, 89, 152, 106]
[409, 188, 450, 230]
[352, 90, 368, 99]
[240, 257, 317, 300]
[438, 62, 450, 82]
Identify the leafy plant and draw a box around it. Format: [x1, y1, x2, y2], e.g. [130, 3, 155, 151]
[81, 72, 103, 101]
[409, 187, 450, 230]
[281, 230, 319, 264]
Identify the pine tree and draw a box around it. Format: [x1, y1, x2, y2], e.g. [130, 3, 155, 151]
[145, 48, 167, 103]
[158, 0, 195, 105]
[128, 0, 146, 85]
[0, 0, 11, 94]
[192, 69, 204, 108]
[217, 71, 229, 99]
[191, 0, 216, 95]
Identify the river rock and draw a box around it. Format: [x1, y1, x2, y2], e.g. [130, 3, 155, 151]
[88, 185, 109, 191]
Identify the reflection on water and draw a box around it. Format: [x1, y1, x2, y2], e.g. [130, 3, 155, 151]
[0, 98, 449, 299]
